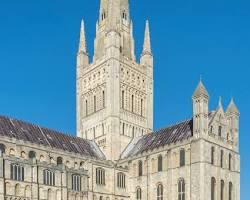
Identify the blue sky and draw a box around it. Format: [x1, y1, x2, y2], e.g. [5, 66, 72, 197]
[0, 0, 249, 198]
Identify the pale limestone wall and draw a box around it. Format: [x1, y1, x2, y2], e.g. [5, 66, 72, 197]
[0, 137, 130, 200]
[76, 0, 153, 161]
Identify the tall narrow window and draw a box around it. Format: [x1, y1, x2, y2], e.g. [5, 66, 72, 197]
[122, 91, 125, 109]
[11, 164, 24, 181]
[211, 177, 216, 200]
[102, 91, 105, 108]
[138, 161, 143, 177]
[122, 123, 125, 135]
[72, 174, 81, 191]
[157, 184, 163, 200]
[140, 99, 143, 116]
[101, 11, 106, 21]
[219, 126, 222, 137]
[122, 10, 127, 20]
[210, 126, 213, 133]
[229, 182, 233, 200]
[102, 123, 105, 135]
[131, 95, 134, 113]
[221, 150, 224, 168]
[221, 180, 224, 200]
[85, 100, 88, 116]
[136, 187, 142, 200]
[180, 149, 185, 167]
[178, 179, 185, 200]
[132, 127, 135, 138]
[117, 172, 126, 188]
[94, 96, 96, 112]
[229, 153, 232, 170]
[158, 155, 163, 172]
[96, 168, 105, 185]
[211, 147, 215, 165]
[43, 169, 55, 186]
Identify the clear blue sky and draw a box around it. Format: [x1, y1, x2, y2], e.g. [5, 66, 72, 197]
[0, 0, 249, 198]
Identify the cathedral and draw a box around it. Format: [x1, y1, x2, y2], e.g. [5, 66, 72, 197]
[0, 0, 240, 200]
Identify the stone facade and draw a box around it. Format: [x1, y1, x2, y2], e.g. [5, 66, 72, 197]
[76, 0, 153, 161]
[0, 0, 240, 200]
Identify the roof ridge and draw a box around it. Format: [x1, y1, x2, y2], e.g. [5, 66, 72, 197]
[0, 114, 83, 141]
[0, 114, 103, 159]
[153, 117, 192, 135]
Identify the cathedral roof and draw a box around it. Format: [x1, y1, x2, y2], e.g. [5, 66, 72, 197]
[121, 118, 193, 159]
[0, 115, 105, 160]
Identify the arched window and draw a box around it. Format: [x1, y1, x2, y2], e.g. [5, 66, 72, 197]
[229, 153, 232, 170]
[94, 95, 97, 112]
[136, 187, 142, 200]
[48, 189, 52, 200]
[15, 184, 21, 196]
[178, 179, 185, 200]
[29, 151, 36, 160]
[138, 160, 143, 176]
[101, 11, 106, 21]
[229, 182, 233, 200]
[43, 169, 55, 186]
[180, 149, 185, 167]
[221, 150, 224, 168]
[11, 163, 24, 181]
[211, 177, 216, 200]
[96, 168, 105, 185]
[117, 172, 126, 188]
[221, 180, 224, 200]
[131, 95, 134, 112]
[122, 10, 127, 20]
[158, 155, 163, 172]
[72, 174, 81, 191]
[211, 147, 215, 165]
[157, 184, 163, 200]
[57, 157, 63, 166]
[122, 91, 125, 109]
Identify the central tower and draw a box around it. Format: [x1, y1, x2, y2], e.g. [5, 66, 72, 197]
[77, 0, 154, 160]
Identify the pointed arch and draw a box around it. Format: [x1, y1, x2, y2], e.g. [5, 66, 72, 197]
[15, 184, 21, 196]
[211, 177, 216, 200]
[178, 178, 185, 200]
[136, 187, 142, 200]
[229, 182, 233, 200]
[25, 185, 31, 198]
[157, 183, 163, 200]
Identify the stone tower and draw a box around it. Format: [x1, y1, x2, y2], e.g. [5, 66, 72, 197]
[76, 0, 154, 161]
[192, 80, 209, 137]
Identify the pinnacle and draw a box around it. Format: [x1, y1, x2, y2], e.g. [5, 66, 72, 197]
[142, 20, 152, 55]
[79, 19, 87, 53]
[192, 80, 209, 99]
[226, 98, 240, 115]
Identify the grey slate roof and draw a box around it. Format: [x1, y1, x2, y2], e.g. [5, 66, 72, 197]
[121, 119, 193, 159]
[0, 115, 105, 160]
